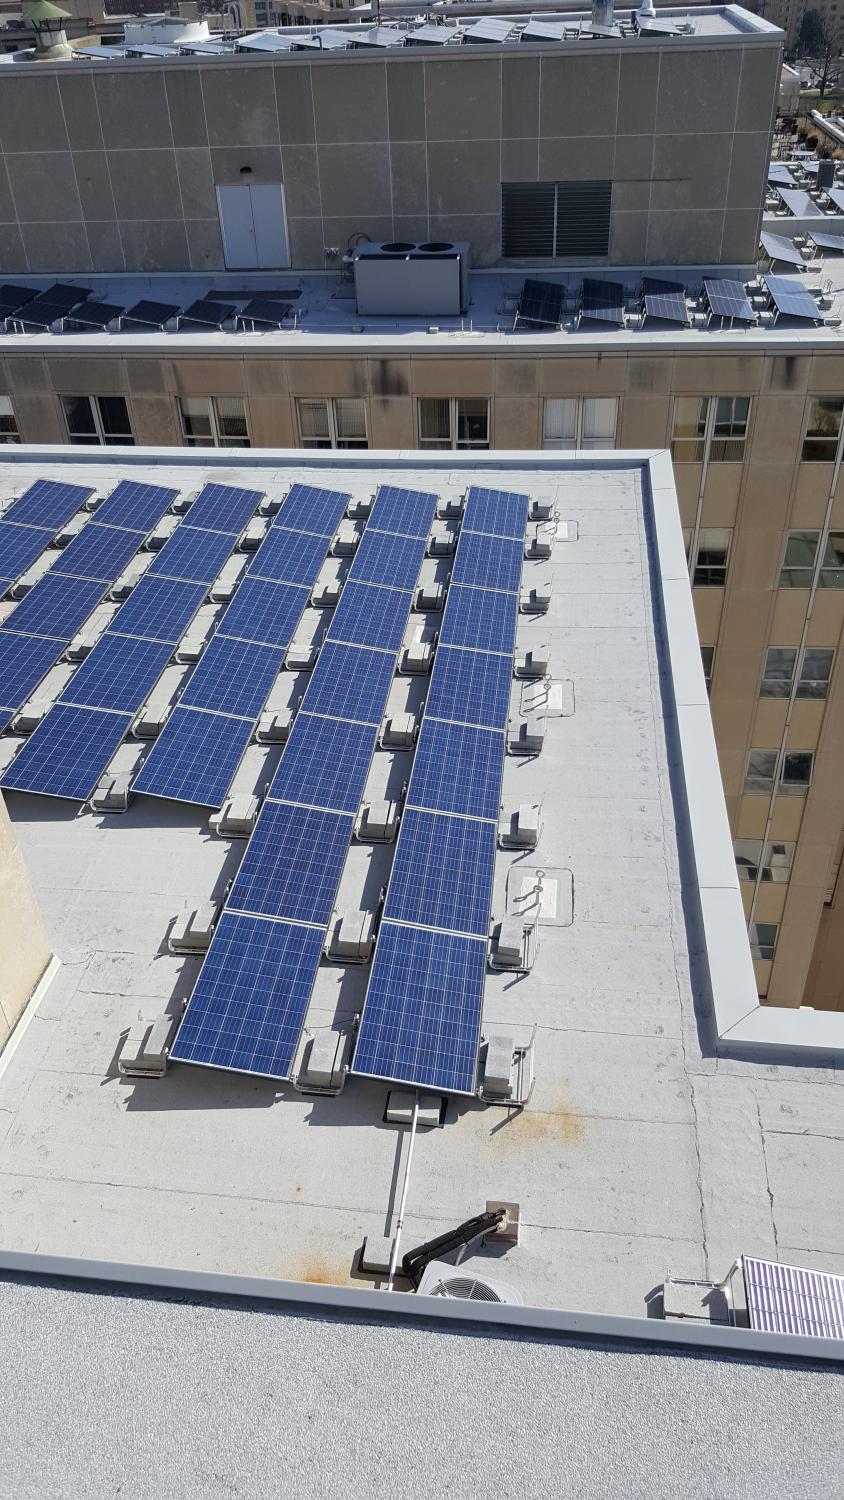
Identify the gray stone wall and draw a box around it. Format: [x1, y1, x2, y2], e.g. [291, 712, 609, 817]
[0, 38, 780, 274]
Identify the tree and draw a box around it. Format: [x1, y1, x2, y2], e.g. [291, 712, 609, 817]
[798, 10, 842, 98]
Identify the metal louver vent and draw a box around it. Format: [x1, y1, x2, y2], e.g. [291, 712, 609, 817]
[502, 181, 612, 259]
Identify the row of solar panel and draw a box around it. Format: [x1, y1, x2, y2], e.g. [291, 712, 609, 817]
[169, 484, 439, 1079]
[0, 282, 294, 334]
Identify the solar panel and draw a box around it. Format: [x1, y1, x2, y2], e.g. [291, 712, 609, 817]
[406, 23, 453, 43]
[822, 185, 844, 214]
[179, 636, 286, 719]
[169, 913, 325, 1079]
[467, 16, 516, 41]
[777, 187, 825, 218]
[12, 301, 70, 331]
[424, 644, 512, 729]
[52, 524, 141, 583]
[247, 527, 331, 585]
[383, 808, 497, 937]
[0, 524, 51, 585]
[218, 577, 310, 647]
[703, 279, 756, 325]
[515, 278, 565, 328]
[120, 300, 180, 330]
[132, 706, 253, 806]
[368, 485, 438, 538]
[760, 231, 809, 268]
[764, 275, 822, 324]
[108, 577, 207, 644]
[0, 630, 67, 715]
[808, 229, 844, 251]
[438, 583, 518, 655]
[4, 574, 105, 639]
[227, 801, 354, 924]
[406, 718, 505, 821]
[178, 298, 235, 330]
[65, 300, 124, 330]
[236, 298, 293, 329]
[59, 634, 172, 713]
[0, 284, 36, 314]
[351, 25, 403, 47]
[329, 579, 411, 651]
[352, 923, 486, 1094]
[520, 17, 566, 40]
[299, 641, 397, 724]
[0, 703, 131, 801]
[3, 478, 94, 531]
[93, 479, 179, 533]
[267, 712, 376, 813]
[450, 531, 523, 593]
[462, 485, 529, 540]
[743, 1256, 844, 1340]
[642, 277, 689, 326]
[273, 483, 351, 537]
[182, 482, 263, 535]
[146, 527, 235, 585]
[579, 278, 625, 327]
[768, 166, 796, 186]
[349, 529, 426, 591]
[26, 283, 92, 314]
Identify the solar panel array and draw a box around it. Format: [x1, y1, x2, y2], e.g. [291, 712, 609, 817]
[777, 186, 826, 218]
[0, 478, 93, 605]
[132, 482, 349, 808]
[0, 479, 172, 742]
[169, 484, 438, 1080]
[764, 275, 822, 325]
[352, 484, 527, 1095]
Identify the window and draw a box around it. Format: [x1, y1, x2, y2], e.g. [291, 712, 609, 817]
[779, 530, 844, 588]
[734, 839, 794, 883]
[0, 395, 19, 443]
[296, 398, 367, 449]
[501, 181, 612, 259]
[179, 397, 249, 448]
[743, 749, 814, 795]
[686, 527, 731, 587]
[700, 646, 715, 694]
[750, 922, 779, 961]
[671, 396, 750, 464]
[542, 398, 617, 450]
[61, 395, 133, 447]
[418, 398, 489, 450]
[761, 646, 834, 698]
[801, 396, 844, 461]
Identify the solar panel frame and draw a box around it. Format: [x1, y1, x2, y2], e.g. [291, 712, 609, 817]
[169, 914, 325, 1080]
[764, 274, 823, 324]
[3, 574, 105, 640]
[108, 577, 207, 644]
[438, 582, 519, 655]
[58, 634, 173, 714]
[217, 577, 310, 648]
[226, 801, 355, 925]
[3, 478, 94, 532]
[0, 703, 131, 801]
[146, 527, 235, 585]
[807, 229, 844, 251]
[92, 479, 179, 533]
[461, 485, 529, 540]
[450, 531, 523, 593]
[271, 483, 352, 538]
[514, 278, 565, 328]
[181, 482, 263, 535]
[329, 579, 412, 651]
[266, 712, 378, 814]
[178, 298, 236, 329]
[776, 186, 826, 218]
[423, 644, 513, 730]
[352, 922, 487, 1095]
[0, 524, 52, 585]
[383, 808, 497, 937]
[179, 636, 286, 719]
[703, 279, 756, 325]
[348, 529, 427, 591]
[132, 706, 254, 807]
[298, 641, 398, 724]
[0, 630, 68, 715]
[760, 231, 809, 268]
[52, 523, 141, 583]
[120, 300, 180, 330]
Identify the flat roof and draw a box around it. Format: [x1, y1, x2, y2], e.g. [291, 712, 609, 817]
[0, 448, 841, 1321]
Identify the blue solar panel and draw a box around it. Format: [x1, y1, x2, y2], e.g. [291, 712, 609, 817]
[0, 630, 65, 713]
[59, 634, 172, 713]
[93, 479, 179, 533]
[4, 574, 105, 639]
[3, 478, 93, 531]
[0, 524, 51, 585]
[329, 580, 411, 651]
[181, 482, 263, 535]
[407, 718, 504, 821]
[462, 485, 529, 540]
[368, 485, 438, 538]
[219, 577, 309, 647]
[272, 483, 350, 537]
[267, 713, 376, 813]
[227, 801, 354, 924]
[132, 706, 251, 807]
[53, 524, 140, 583]
[349, 530, 427, 591]
[424, 645, 513, 729]
[180, 636, 285, 719]
[0, 703, 131, 801]
[300, 642, 397, 724]
[109, 577, 207, 644]
[438, 584, 518, 655]
[450, 531, 523, 594]
[247, 527, 331, 585]
[383, 809, 496, 937]
[352, 923, 486, 1095]
[169, 913, 325, 1079]
[147, 526, 235, 585]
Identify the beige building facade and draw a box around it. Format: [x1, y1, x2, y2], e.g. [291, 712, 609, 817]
[0, 792, 52, 1042]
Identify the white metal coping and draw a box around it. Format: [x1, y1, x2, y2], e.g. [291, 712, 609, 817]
[3, 444, 843, 1066]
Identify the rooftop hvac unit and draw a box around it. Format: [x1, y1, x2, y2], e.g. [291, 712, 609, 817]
[354, 241, 470, 317]
[416, 1261, 524, 1304]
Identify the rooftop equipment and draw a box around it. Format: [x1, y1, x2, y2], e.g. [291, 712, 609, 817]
[354, 242, 470, 318]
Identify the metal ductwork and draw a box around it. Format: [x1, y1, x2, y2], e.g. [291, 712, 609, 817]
[593, 0, 614, 26]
